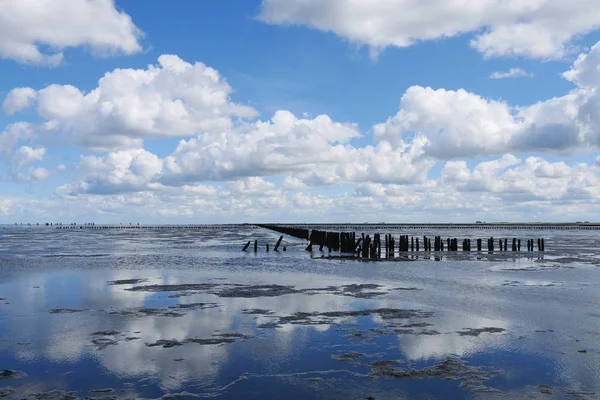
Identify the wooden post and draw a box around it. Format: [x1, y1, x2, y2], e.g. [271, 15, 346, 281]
[274, 236, 283, 251]
[254, 240, 258, 252]
[385, 234, 389, 259]
[504, 239, 508, 252]
[512, 238, 516, 251]
[518, 239, 521, 251]
[477, 238, 482, 251]
[541, 238, 545, 251]
[416, 238, 420, 251]
[242, 241, 251, 251]
[266, 244, 269, 252]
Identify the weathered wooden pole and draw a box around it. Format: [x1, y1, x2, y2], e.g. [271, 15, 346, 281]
[518, 239, 521, 251]
[242, 241, 251, 251]
[254, 240, 258, 252]
[416, 237, 420, 251]
[384, 234, 389, 258]
[477, 238, 482, 251]
[266, 244, 270, 252]
[504, 239, 508, 252]
[274, 236, 283, 251]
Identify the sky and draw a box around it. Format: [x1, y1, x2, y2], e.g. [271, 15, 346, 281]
[1, 0, 600, 224]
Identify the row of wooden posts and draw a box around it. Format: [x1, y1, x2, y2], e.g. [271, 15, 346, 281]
[249, 226, 546, 257]
[242, 236, 287, 252]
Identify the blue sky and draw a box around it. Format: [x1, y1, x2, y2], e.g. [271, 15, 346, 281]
[1, 0, 600, 223]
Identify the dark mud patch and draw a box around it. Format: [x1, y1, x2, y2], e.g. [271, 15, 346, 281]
[242, 309, 275, 315]
[49, 308, 88, 314]
[16, 390, 81, 400]
[92, 338, 119, 350]
[392, 287, 422, 291]
[0, 369, 25, 380]
[502, 280, 560, 287]
[108, 278, 148, 285]
[458, 327, 506, 336]
[146, 333, 249, 348]
[331, 352, 369, 361]
[0, 388, 15, 398]
[370, 357, 502, 393]
[125, 337, 141, 341]
[538, 385, 553, 394]
[107, 308, 184, 318]
[90, 388, 115, 393]
[127, 282, 406, 299]
[396, 329, 440, 336]
[169, 302, 218, 310]
[91, 331, 120, 336]
[127, 283, 222, 293]
[217, 284, 298, 298]
[0, 298, 5, 301]
[259, 308, 433, 329]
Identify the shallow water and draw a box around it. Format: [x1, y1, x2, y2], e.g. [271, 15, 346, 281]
[1, 226, 600, 399]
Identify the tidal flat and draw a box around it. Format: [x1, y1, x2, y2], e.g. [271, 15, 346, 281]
[0, 226, 599, 399]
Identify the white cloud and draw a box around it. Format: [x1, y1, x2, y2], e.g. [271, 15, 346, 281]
[373, 86, 520, 159]
[57, 109, 436, 196]
[63, 148, 164, 194]
[0, 122, 35, 154]
[563, 40, 600, 88]
[0, 0, 142, 66]
[490, 68, 534, 79]
[1, 153, 595, 223]
[0, 124, 50, 183]
[11, 146, 46, 169]
[373, 40, 600, 159]
[259, 0, 600, 59]
[2, 88, 37, 115]
[5, 55, 259, 151]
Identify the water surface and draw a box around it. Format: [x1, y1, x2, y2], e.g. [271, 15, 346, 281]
[0, 226, 599, 399]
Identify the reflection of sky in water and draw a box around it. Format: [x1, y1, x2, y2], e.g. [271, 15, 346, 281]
[0, 227, 600, 398]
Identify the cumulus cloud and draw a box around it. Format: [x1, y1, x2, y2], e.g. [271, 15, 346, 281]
[0, 122, 35, 153]
[5, 55, 259, 151]
[2, 88, 37, 115]
[0, 0, 142, 66]
[374, 41, 600, 159]
[0, 123, 50, 183]
[2, 154, 593, 223]
[374, 86, 520, 159]
[57, 109, 437, 196]
[11, 146, 46, 170]
[259, 0, 600, 59]
[563, 40, 600, 88]
[490, 68, 534, 79]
